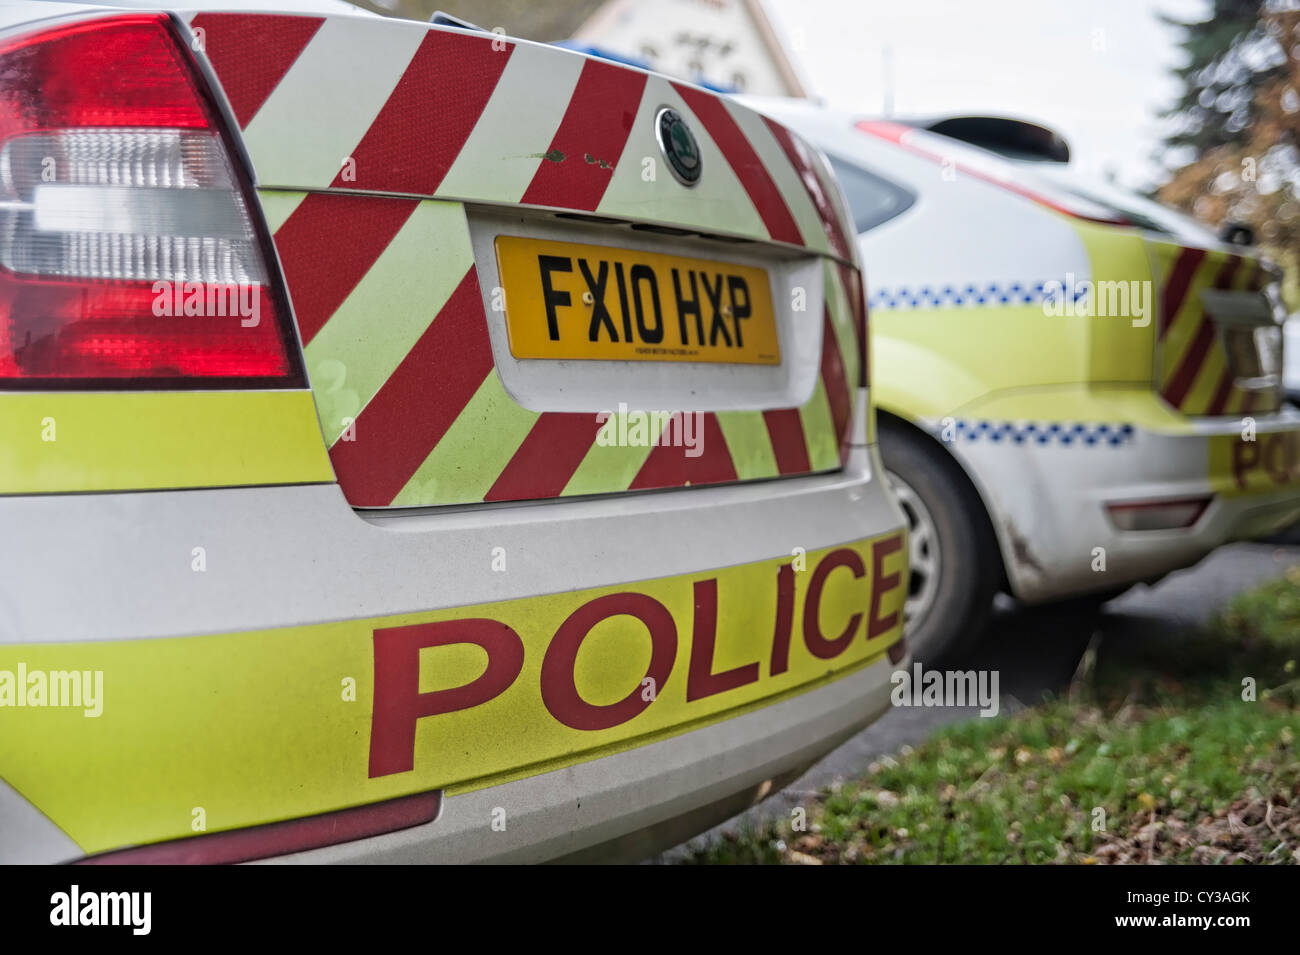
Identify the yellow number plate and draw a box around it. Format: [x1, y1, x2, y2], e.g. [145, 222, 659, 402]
[495, 235, 780, 364]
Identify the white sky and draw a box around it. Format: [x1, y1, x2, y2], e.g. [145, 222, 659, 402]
[765, 0, 1210, 190]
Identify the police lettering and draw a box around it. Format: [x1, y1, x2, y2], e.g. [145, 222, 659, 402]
[367, 538, 904, 778]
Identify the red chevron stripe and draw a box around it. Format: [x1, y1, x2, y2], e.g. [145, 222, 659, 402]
[1162, 318, 1216, 409]
[485, 413, 605, 503]
[521, 59, 646, 211]
[191, 13, 323, 129]
[1188, 255, 1244, 416]
[762, 117, 852, 260]
[274, 194, 418, 346]
[1214, 253, 1242, 289]
[763, 409, 812, 474]
[672, 83, 802, 246]
[1158, 246, 1205, 340]
[820, 308, 853, 463]
[631, 413, 738, 490]
[1206, 366, 1235, 416]
[329, 270, 493, 506]
[334, 29, 513, 195]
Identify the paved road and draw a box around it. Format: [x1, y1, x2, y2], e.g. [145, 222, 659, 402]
[657, 539, 1300, 860]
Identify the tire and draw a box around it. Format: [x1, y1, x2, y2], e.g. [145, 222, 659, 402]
[878, 420, 1002, 665]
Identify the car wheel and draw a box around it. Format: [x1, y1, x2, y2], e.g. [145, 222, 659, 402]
[879, 423, 1001, 665]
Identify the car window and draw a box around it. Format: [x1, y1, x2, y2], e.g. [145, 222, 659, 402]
[826, 154, 915, 234]
[1030, 166, 1222, 246]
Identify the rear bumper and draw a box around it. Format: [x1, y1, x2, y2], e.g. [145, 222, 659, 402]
[0, 444, 905, 863]
[947, 406, 1300, 603]
[268, 653, 900, 864]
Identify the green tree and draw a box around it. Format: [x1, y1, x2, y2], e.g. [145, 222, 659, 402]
[1159, 2, 1300, 299]
[1161, 0, 1285, 154]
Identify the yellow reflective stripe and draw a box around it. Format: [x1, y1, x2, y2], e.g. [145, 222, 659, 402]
[799, 379, 839, 469]
[1067, 219, 1155, 382]
[1234, 260, 1257, 291]
[304, 201, 474, 444]
[824, 260, 860, 385]
[0, 391, 332, 494]
[392, 372, 538, 506]
[875, 304, 1084, 398]
[1181, 347, 1228, 416]
[1158, 252, 1216, 392]
[716, 410, 779, 479]
[257, 189, 309, 235]
[563, 411, 667, 496]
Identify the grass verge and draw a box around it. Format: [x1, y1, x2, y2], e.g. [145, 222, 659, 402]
[684, 568, 1300, 864]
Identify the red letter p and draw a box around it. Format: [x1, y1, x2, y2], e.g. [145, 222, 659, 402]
[369, 618, 524, 778]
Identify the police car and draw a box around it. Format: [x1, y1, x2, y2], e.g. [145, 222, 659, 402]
[749, 99, 1300, 663]
[0, 2, 906, 863]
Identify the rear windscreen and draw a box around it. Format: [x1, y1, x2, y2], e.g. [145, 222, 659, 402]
[1031, 167, 1222, 246]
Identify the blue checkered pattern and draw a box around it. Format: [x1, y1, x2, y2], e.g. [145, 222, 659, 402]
[868, 281, 1089, 310]
[945, 420, 1135, 447]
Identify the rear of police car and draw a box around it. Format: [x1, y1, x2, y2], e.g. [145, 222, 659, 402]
[753, 99, 1300, 619]
[0, 3, 905, 863]
[859, 119, 1300, 604]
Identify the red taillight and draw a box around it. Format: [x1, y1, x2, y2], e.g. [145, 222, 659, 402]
[0, 13, 302, 387]
[855, 120, 1130, 227]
